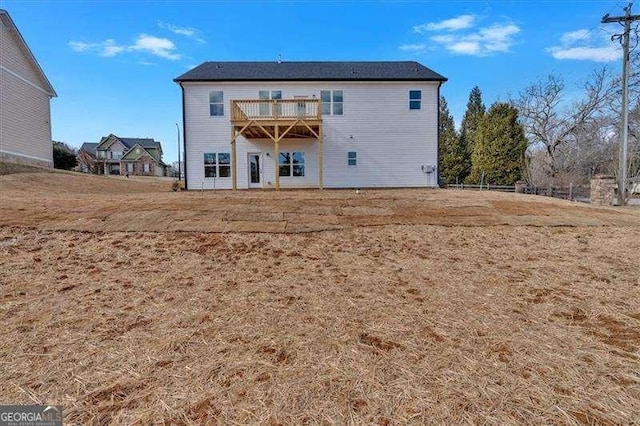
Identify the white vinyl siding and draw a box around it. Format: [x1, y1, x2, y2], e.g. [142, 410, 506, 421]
[0, 14, 54, 166]
[183, 81, 438, 189]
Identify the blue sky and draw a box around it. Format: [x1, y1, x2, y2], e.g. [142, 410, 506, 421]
[3, 0, 628, 163]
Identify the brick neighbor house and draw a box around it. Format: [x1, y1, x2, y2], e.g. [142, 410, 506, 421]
[78, 134, 167, 177]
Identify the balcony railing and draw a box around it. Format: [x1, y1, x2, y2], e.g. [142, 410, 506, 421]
[231, 99, 321, 122]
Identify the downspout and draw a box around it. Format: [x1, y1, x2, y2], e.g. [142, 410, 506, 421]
[436, 81, 442, 188]
[179, 82, 188, 190]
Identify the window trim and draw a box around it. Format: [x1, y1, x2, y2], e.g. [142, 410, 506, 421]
[320, 90, 344, 116]
[347, 151, 357, 166]
[409, 90, 422, 110]
[278, 151, 305, 177]
[209, 91, 224, 117]
[203, 152, 231, 178]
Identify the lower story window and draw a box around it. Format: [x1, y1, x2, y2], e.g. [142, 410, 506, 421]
[126, 163, 135, 173]
[279, 151, 305, 177]
[143, 163, 150, 173]
[204, 152, 231, 178]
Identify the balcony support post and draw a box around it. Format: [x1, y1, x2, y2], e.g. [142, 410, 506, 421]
[231, 126, 237, 190]
[319, 123, 324, 190]
[274, 125, 280, 191]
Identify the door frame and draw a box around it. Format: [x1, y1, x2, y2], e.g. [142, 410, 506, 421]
[247, 152, 263, 189]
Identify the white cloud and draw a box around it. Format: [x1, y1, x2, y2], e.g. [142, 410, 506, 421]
[478, 24, 520, 53]
[68, 41, 95, 52]
[68, 39, 125, 57]
[547, 29, 621, 62]
[560, 29, 590, 44]
[158, 21, 205, 43]
[101, 39, 126, 57]
[428, 23, 520, 56]
[449, 41, 481, 55]
[405, 14, 520, 56]
[130, 34, 181, 60]
[399, 43, 426, 51]
[69, 34, 181, 61]
[548, 45, 621, 62]
[414, 14, 475, 33]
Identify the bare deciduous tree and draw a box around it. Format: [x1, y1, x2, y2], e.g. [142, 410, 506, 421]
[512, 68, 614, 182]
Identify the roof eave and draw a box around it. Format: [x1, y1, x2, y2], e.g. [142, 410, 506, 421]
[175, 77, 448, 83]
[0, 10, 57, 97]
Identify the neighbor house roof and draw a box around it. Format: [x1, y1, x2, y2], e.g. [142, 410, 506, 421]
[97, 134, 162, 153]
[79, 143, 98, 156]
[0, 9, 57, 97]
[121, 143, 162, 162]
[174, 61, 447, 82]
[120, 137, 162, 152]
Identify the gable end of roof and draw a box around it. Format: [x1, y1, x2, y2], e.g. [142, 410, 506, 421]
[0, 9, 57, 97]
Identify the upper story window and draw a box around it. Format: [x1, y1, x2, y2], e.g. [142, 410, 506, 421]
[321, 90, 343, 116]
[259, 90, 282, 116]
[209, 91, 224, 116]
[409, 90, 422, 110]
[109, 151, 122, 160]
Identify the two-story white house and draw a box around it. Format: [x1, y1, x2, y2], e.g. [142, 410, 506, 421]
[174, 61, 446, 190]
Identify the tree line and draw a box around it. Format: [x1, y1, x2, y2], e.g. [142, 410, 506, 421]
[439, 51, 640, 188]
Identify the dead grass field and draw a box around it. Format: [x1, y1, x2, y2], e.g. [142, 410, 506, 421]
[1, 171, 639, 424]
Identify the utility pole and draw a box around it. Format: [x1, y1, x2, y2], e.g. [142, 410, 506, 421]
[602, 3, 640, 205]
[175, 123, 181, 181]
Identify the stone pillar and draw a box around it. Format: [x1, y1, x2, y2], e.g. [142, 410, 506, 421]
[590, 175, 617, 206]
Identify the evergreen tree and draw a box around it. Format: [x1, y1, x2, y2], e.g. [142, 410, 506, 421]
[460, 86, 485, 181]
[468, 102, 528, 185]
[438, 96, 466, 184]
[53, 141, 77, 170]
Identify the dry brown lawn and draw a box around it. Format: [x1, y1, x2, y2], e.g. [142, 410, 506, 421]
[1, 171, 639, 424]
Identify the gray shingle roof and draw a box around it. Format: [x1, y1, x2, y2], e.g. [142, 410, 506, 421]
[79, 143, 98, 156]
[120, 138, 162, 151]
[174, 61, 447, 82]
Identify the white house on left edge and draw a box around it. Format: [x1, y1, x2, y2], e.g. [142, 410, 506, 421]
[0, 9, 57, 168]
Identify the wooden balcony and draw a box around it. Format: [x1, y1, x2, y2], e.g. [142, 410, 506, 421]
[230, 98, 325, 190]
[231, 99, 322, 139]
[231, 99, 322, 123]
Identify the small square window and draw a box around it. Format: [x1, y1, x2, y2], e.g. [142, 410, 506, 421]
[409, 90, 422, 110]
[348, 151, 357, 166]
